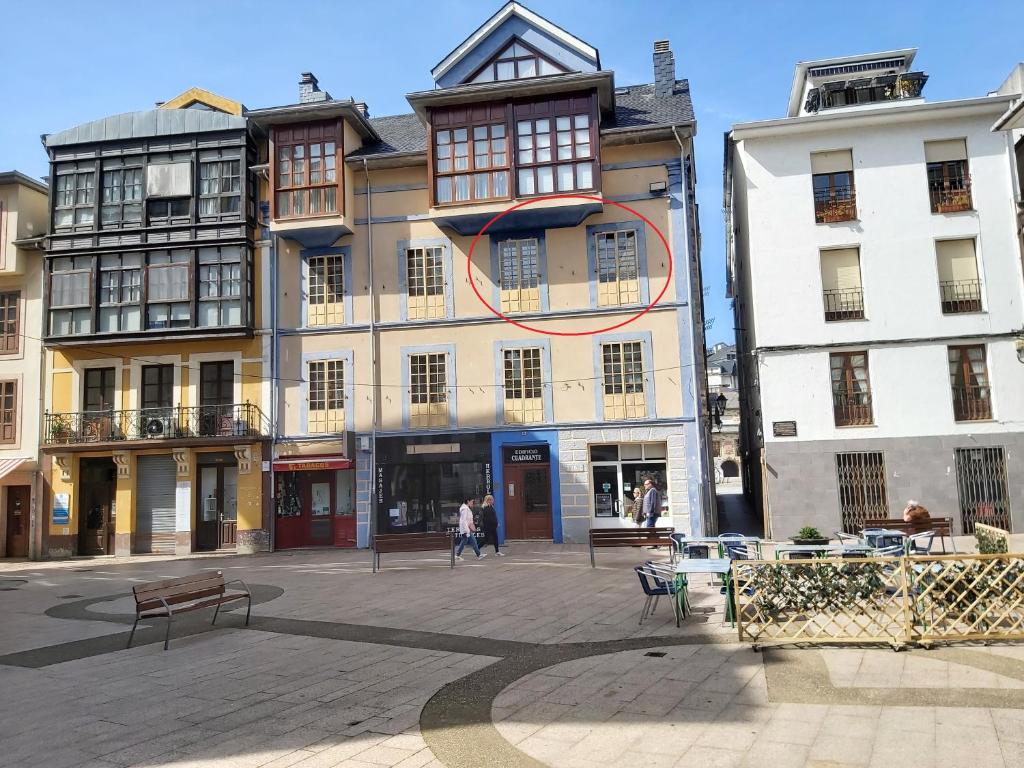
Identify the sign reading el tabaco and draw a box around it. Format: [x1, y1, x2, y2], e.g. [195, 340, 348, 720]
[502, 445, 550, 464]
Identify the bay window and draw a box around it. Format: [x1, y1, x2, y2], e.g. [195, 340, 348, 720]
[101, 165, 143, 227]
[54, 163, 96, 230]
[49, 256, 94, 335]
[146, 250, 190, 329]
[98, 253, 142, 332]
[199, 150, 242, 218]
[198, 246, 242, 327]
[274, 121, 341, 218]
[514, 95, 596, 196]
[433, 103, 509, 205]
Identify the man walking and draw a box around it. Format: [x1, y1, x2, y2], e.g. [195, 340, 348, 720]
[455, 497, 486, 561]
[642, 477, 661, 528]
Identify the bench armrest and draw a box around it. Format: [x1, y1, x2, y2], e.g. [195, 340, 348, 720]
[224, 578, 251, 595]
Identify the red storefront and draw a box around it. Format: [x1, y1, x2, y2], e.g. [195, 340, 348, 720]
[273, 456, 356, 549]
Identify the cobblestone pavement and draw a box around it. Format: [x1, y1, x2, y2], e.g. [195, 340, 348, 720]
[1, 545, 1023, 767]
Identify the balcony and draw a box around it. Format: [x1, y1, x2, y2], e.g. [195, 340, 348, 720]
[832, 391, 873, 427]
[940, 280, 982, 314]
[952, 385, 992, 421]
[814, 187, 856, 223]
[929, 177, 972, 213]
[43, 403, 269, 449]
[823, 288, 865, 321]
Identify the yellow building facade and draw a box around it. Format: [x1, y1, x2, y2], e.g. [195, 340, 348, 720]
[41, 92, 272, 557]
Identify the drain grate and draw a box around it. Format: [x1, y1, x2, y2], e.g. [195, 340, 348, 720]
[644, 651, 667, 658]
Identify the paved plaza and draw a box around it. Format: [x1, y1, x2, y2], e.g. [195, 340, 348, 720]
[2, 544, 1024, 767]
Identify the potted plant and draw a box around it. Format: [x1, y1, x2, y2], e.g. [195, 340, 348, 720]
[791, 526, 829, 546]
[48, 414, 73, 443]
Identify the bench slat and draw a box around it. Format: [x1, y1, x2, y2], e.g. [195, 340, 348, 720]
[133, 571, 225, 598]
[139, 592, 249, 618]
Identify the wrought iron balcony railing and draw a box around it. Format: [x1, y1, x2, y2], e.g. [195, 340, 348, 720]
[951, 385, 992, 422]
[814, 186, 857, 223]
[832, 391, 873, 427]
[939, 280, 982, 314]
[823, 287, 865, 321]
[929, 176, 972, 213]
[44, 403, 269, 446]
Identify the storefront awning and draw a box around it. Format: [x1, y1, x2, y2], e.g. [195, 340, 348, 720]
[0, 457, 30, 481]
[272, 456, 353, 472]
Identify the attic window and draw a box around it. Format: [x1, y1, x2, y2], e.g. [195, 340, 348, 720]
[468, 40, 564, 84]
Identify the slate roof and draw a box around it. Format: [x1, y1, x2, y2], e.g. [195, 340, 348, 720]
[347, 79, 694, 160]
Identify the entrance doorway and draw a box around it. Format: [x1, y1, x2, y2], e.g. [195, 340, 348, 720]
[197, 461, 238, 550]
[4, 485, 29, 557]
[274, 469, 356, 549]
[79, 458, 116, 555]
[503, 464, 552, 539]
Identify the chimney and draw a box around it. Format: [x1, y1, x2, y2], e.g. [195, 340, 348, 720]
[299, 72, 330, 104]
[653, 40, 676, 98]
[354, 101, 370, 118]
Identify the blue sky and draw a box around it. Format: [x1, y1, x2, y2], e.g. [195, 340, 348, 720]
[1, 0, 1020, 347]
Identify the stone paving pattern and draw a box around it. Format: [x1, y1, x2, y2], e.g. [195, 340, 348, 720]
[1, 544, 1023, 767]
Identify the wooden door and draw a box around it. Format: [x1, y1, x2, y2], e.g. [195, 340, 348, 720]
[4, 486, 29, 557]
[200, 362, 234, 436]
[307, 471, 334, 546]
[78, 459, 115, 555]
[333, 470, 356, 547]
[83, 368, 116, 441]
[220, 466, 237, 548]
[197, 464, 237, 550]
[504, 465, 553, 540]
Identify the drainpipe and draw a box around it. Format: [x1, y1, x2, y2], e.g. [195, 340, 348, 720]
[269, 231, 279, 553]
[672, 125, 712, 533]
[362, 158, 378, 548]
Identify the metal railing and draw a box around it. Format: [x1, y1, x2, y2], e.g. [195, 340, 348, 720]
[832, 390, 873, 426]
[823, 288, 865, 321]
[939, 280, 982, 314]
[734, 553, 1024, 649]
[44, 403, 269, 445]
[814, 187, 857, 223]
[951, 385, 991, 422]
[929, 176, 972, 213]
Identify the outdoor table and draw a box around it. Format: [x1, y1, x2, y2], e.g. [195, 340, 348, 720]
[773, 544, 875, 559]
[679, 536, 764, 559]
[862, 529, 906, 549]
[675, 558, 735, 624]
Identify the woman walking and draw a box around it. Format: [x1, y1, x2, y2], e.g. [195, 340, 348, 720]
[630, 487, 644, 527]
[455, 497, 486, 561]
[480, 494, 503, 556]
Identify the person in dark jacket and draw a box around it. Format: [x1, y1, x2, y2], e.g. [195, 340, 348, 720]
[480, 494, 503, 556]
[642, 477, 661, 528]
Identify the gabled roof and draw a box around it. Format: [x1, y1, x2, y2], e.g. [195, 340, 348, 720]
[431, 1, 598, 82]
[159, 87, 244, 115]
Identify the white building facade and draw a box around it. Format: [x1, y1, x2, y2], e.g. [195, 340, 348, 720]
[726, 50, 1024, 539]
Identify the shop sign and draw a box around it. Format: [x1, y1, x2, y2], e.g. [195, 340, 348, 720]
[272, 458, 352, 472]
[53, 493, 70, 525]
[595, 493, 614, 517]
[502, 445, 550, 464]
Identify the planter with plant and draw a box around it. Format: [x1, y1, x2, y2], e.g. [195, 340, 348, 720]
[792, 526, 829, 546]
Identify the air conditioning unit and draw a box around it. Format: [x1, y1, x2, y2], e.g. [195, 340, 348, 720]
[144, 415, 174, 439]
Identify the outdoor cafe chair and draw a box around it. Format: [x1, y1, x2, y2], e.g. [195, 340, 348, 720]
[905, 531, 935, 555]
[835, 531, 862, 545]
[648, 561, 689, 622]
[634, 564, 683, 626]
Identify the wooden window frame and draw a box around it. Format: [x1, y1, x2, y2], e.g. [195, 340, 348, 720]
[406, 246, 446, 320]
[97, 253, 143, 333]
[198, 150, 242, 221]
[54, 162, 97, 232]
[307, 359, 345, 434]
[499, 238, 541, 313]
[466, 38, 566, 83]
[812, 170, 856, 223]
[100, 165, 143, 229]
[514, 94, 598, 197]
[0, 292, 19, 354]
[601, 341, 646, 421]
[0, 380, 16, 444]
[431, 103, 510, 206]
[197, 246, 242, 328]
[272, 120, 343, 220]
[141, 364, 174, 411]
[948, 344, 991, 421]
[409, 352, 448, 428]
[596, 229, 640, 306]
[145, 250, 192, 331]
[48, 256, 95, 336]
[829, 351, 873, 427]
[307, 253, 345, 326]
[503, 347, 543, 424]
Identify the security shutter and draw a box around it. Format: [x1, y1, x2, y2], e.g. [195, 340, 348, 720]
[136, 455, 178, 553]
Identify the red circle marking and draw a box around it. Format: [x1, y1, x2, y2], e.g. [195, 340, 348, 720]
[466, 193, 673, 337]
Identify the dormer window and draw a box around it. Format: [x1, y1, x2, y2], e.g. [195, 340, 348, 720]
[468, 40, 564, 84]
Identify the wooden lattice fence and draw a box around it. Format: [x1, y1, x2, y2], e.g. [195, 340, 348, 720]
[734, 553, 1024, 648]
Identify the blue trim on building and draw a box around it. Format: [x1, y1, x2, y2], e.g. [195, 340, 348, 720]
[400, 343, 458, 431]
[397, 237, 454, 322]
[591, 331, 656, 421]
[300, 245, 353, 328]
[297, 349, 355, 436]
[488, 230, 550, 313]
[492, 338, 554, 426]
[490, 429, 563, 544]
[585, 220, 650, 309]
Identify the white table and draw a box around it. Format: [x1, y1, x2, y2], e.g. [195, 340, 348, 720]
[774, 544, 875, 559]
[674, 558, 732, 574]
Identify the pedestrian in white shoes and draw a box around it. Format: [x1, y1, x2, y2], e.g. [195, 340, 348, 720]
[454, 497, 486, 560]
[481, 494, 504, 556]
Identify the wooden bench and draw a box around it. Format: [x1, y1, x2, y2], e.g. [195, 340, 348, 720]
[128, 570, 251, 650]
[589, 527, 675, 567]
[863, 517, 957, 553]
[372, 532, 457, 572]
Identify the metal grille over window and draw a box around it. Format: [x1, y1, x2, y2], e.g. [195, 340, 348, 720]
[503, 348, 543, 424]
[949, 345, 991, 421]
[835, 452, 888, 533]
[409, 353, 448, 428]
[308, 254, 345, 326]
[602, 341, 645, 420]
[925, 139, 972, 213]
[830, 351, 873, 426]
[406, 247, 445, 320]
[499, 238, 540, 313]
[596, 230, 639, 306]
[820, 247, 864, 321]
[954, 447, 1011, 533]
[308, 359, 345, 434]
[936, 239, 982, 314]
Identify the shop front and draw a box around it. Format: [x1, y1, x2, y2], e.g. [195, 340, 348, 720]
[375, 433, 491, 534]
[589, 442, 671, 528]
[274, 456, 356, 549]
